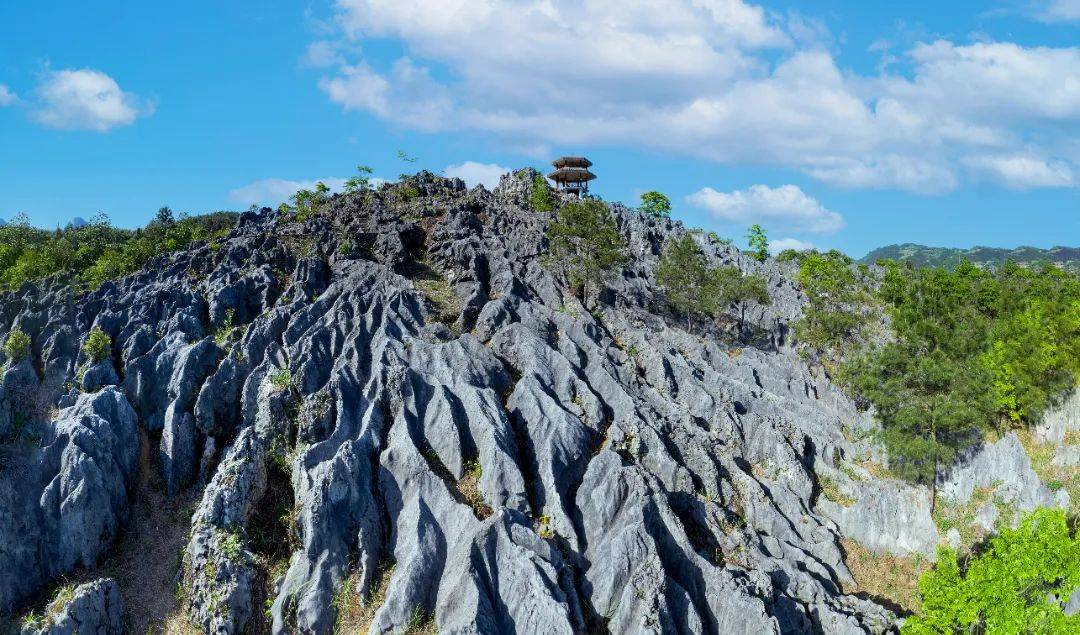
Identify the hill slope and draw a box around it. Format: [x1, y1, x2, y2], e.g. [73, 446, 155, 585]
[860, 243, 1080, 271]
[0, 170, 1073, 634]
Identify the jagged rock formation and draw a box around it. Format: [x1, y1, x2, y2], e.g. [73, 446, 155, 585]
[0, 170, 1069, 633]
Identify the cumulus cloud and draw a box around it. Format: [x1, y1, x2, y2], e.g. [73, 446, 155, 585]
[963, 154, 1075, 189]
[312, 0, 1080, 193]
[228, 177, 349, 206]
[32, 68, 152, 132]
[444, 161, 511, 189]
[0, 85, 17, 106]
[687, 184, 844, 233]
[769, 237, 816, 254]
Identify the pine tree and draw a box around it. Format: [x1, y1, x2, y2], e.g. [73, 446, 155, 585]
[656, 234, 771, 331]
[546, 199, 629, 310]
[656, 234, 711, 330]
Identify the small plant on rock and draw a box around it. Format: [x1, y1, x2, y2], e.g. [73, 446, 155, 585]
[530, 174, 556, 213]
[4, 327, 30, 363]
[270, 366, 294, 392]
[84, 327, 111, 364]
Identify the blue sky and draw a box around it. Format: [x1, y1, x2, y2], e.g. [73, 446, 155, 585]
[0, 1, 1077, 258]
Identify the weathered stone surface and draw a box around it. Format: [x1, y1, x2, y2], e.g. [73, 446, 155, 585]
[938, 432, 1057, 513]
[2, 170, 1070, 632]
[0, 388, 138, 613]
[22, 578, 124, 635]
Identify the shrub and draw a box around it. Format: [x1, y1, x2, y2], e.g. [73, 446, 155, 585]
[903, 508, 1080, 634]
[4, 328, 30, 363]
[530, 174, 556, 213]
[83, 327, 111, 364]
[270, 367, 294, 391]
[639, 191, 672, 218]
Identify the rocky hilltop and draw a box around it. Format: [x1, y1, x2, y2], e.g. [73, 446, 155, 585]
[0, 170, 1075, 634]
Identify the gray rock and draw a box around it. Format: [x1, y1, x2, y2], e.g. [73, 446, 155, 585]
[22, 578, 124, 635]
[822, 478, 939, 558]
[1033, 388, 1080, 445]
[0, 388, 138, 613]
[938, 432, 1057, 512]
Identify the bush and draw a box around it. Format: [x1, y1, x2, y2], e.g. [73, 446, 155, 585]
[3, 328, 30, 363]
[530, 174, 556, 213]
[903, 508, 1080, 634]
[83, 327, 111, 364]
[639, 191, 671, 218]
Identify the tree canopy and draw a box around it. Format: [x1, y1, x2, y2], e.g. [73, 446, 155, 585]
[746, 224, 769, 262]
[0, 210, 237, 290]
[545, 198, 628, 309]
[904, 508, 1080, 634]
[656, 234, 770, 331]
[639, 191, 672, 218]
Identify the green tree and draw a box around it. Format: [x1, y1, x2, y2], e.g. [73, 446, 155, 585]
[155, 206, 175, 226]
[656, 234, 770, 331]
[639, 191, 672, 218]
[530, 174, 556, 213]
[546, 199, 629, 310]
[746, 224, 769, 262]
[794, 250, 869, 352]
[844, 262, 997, 504]
[656, 234, 713, 330]
[83, 327, 112, 364]
[3, 328, 30, 364]
[904, 508, 1080, 635]
[344, 166, 374, 193]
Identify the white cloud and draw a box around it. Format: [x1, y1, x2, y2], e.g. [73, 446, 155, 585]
[1034, 0, 1080, 22]
[0, 84, 17, 106]
[963, 154, 1075, 189]
[32, 68, 151, 132]
[228, 177, 349, 206]
[443, 161, 511, 189]
[687, 184, 844, 233]
[769, 237, 816, 254]
[312, 1, 1080, 193]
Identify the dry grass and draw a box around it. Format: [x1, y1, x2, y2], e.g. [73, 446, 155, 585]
[817, 474, 855, 507]
[931, 484, 998, 550]
[1017, 428, 1079, 514]
[458, 459, 492, 519]
[160, 611, 200, 634]
[840, 539, 930, 614]
[334, 565, 395, 634]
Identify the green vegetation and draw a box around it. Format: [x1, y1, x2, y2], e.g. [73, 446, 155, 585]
[793, 250, 872, 352]
[269, 367, 294, 392]
[861, 242, 1080, 273]
[639, 191, 671, 218]
[83, 327, 111, 364]
[530, 174, 556, 213]
[545, 198, 629, 310]
[0, 210, 236, 290]
[746, 224, 769, 262]
[904, 508, 1080, 634]
[836, 260, 1079, 499]
[4, 327, 30, 363]
[344, 165, 375, 193]
[656, 234, 769, 331]
[285, 182, 331, 222]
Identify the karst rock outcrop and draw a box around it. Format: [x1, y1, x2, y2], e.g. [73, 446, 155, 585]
[0, 170, 1069, 633]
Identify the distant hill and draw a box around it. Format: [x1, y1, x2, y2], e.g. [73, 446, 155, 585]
[860, 243, 1080, 272]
